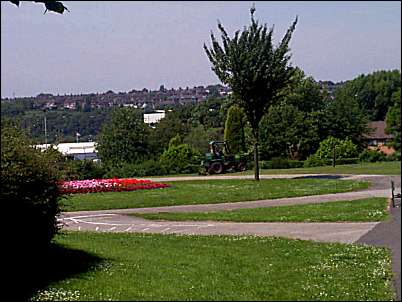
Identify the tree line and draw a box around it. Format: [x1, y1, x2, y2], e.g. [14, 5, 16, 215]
[1, 67, 400, 161]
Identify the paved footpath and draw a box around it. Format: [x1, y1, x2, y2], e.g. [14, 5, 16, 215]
[357, 206, 401, 301]
[59, 174, 400, 244]
[58, 174, 401, 298]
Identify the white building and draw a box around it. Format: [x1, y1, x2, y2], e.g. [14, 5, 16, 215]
[34, 142, 98, 161]
[143, 110, 166, 124]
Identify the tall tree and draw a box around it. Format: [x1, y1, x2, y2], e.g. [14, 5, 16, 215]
[334, 70, 401, 121]
[224, 105, 246, 154]
[385, 88, 401, 152]
[96, 107, 149, 166]
[322, 92, 368, 148]
[204, 6, 298, 180]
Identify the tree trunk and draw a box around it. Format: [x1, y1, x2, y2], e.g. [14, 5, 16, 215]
[254, 142, 260, 181]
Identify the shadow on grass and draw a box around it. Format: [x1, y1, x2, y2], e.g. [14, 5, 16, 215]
[11, 243, 104, 301]
[292, 174, 344, 180]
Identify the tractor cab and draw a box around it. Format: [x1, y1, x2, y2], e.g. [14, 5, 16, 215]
[200, 141, 247, 174]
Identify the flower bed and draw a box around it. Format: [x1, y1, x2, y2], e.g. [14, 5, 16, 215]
[59, 178, 170, 194]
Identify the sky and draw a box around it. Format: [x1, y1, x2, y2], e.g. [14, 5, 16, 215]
[1, 1, 401, 98]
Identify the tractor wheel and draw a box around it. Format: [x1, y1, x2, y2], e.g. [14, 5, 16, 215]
[237, 162, 246, 172]
[209, 162, 223, 174]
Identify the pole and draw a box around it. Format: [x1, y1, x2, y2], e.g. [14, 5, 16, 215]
[44, 109, 47, 145]
[332, 144, 336, 167]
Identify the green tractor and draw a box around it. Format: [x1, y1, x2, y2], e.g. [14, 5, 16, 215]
[199, 141, 248, 175]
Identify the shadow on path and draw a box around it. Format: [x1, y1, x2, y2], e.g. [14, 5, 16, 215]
[357, 205, 401, 300]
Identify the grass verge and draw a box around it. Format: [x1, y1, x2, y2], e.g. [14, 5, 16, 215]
[62, 178, 369, 212]
[239, 161, 401, 176]
[132, 197, 389, 223]
[30, 232, 395, 301]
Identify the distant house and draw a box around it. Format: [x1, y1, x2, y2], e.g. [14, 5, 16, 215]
[363, 121, 395, 155]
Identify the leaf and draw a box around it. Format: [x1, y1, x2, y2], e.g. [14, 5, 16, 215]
[44, 1, 69, 14]
[9, 0, 20, 6]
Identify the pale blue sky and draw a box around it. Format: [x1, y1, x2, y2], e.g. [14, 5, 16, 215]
[1, 1, 401, 98]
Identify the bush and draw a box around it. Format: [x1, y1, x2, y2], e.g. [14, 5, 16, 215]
[335, 158, 359, 165]
[303, 154, 328, 167]
[359, 150, 387, 162]
[160, 143, 201, 174]
[1, 122, 63, 253]
[104, 159, 168, 178]
[387, 152, 401, 161]
[261, 157, 304, 169]
[316, 137, 358, 160]
[70, 160, 106, 180]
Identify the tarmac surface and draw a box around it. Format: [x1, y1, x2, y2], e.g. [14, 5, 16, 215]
[357, 205, 401, 300]
[58, 173, 401, 299]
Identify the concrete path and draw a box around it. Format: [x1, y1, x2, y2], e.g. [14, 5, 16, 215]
[357, 206, 401, 301]
[58, 173, 401, 298]
[59, 213, 378, 244]
[58, 174, 400, 244]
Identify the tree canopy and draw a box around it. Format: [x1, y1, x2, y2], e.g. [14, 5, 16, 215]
[96, 107, 149, 166]
[204, 6, 298, 179]
[334, 69, 401, 121]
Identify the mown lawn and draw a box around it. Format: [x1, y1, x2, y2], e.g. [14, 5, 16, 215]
[239, 161, 401, 176]
[145, 161, 401, 178]
[62, 178, 369, 212]
[133, 197, 389, 223]
[30, 232, 395, 301]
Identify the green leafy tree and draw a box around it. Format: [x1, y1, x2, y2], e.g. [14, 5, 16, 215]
[168, 134, 182, 149]
[96, 107, 149, 166]
[190, 98, 225, 128]
[149, 111, 188, 156]
[183, 125, 224, 155]
[315, 136, 359, 160]
[334, 69, 401, 120]
[322, 92, 369, 148]
[385, 88, 401, 152]
[2, 120, 64, 272]
[224, 105, 246, 154]
[260, 104, 321, 160]
[160, 143, 201, 174]
[204, 6, 298, 180]
[259, 68, 328, 160]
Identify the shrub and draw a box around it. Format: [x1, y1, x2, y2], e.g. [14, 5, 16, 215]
[261, 157, 303, 169]
[335, 158, 359, 165]
[359, 150, 387, 162]
[104, 159, 168, 178]
[70, 160, 106, 180]
[316, 136, 358, 160]
[1, 122, 63, 253]
[303, 154, 328, 167]
[387, 151, 401, 161]
[160, 143, 201, 174]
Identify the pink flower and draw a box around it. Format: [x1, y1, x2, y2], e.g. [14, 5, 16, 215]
[59, 178, 169, 194]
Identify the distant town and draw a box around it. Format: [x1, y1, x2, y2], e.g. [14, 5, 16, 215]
[1, 80, 343, 111]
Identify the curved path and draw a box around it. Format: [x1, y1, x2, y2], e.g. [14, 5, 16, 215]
[58, 173, 401, 299]
[58, 174, 400, 244]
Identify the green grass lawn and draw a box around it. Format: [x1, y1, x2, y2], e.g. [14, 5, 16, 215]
[62, 178, 369, 212]
[133, 197, 389, 223]
[29, 232, 395, 301]
[158, 161, 400, 178]
[241, 161, 401, 176]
